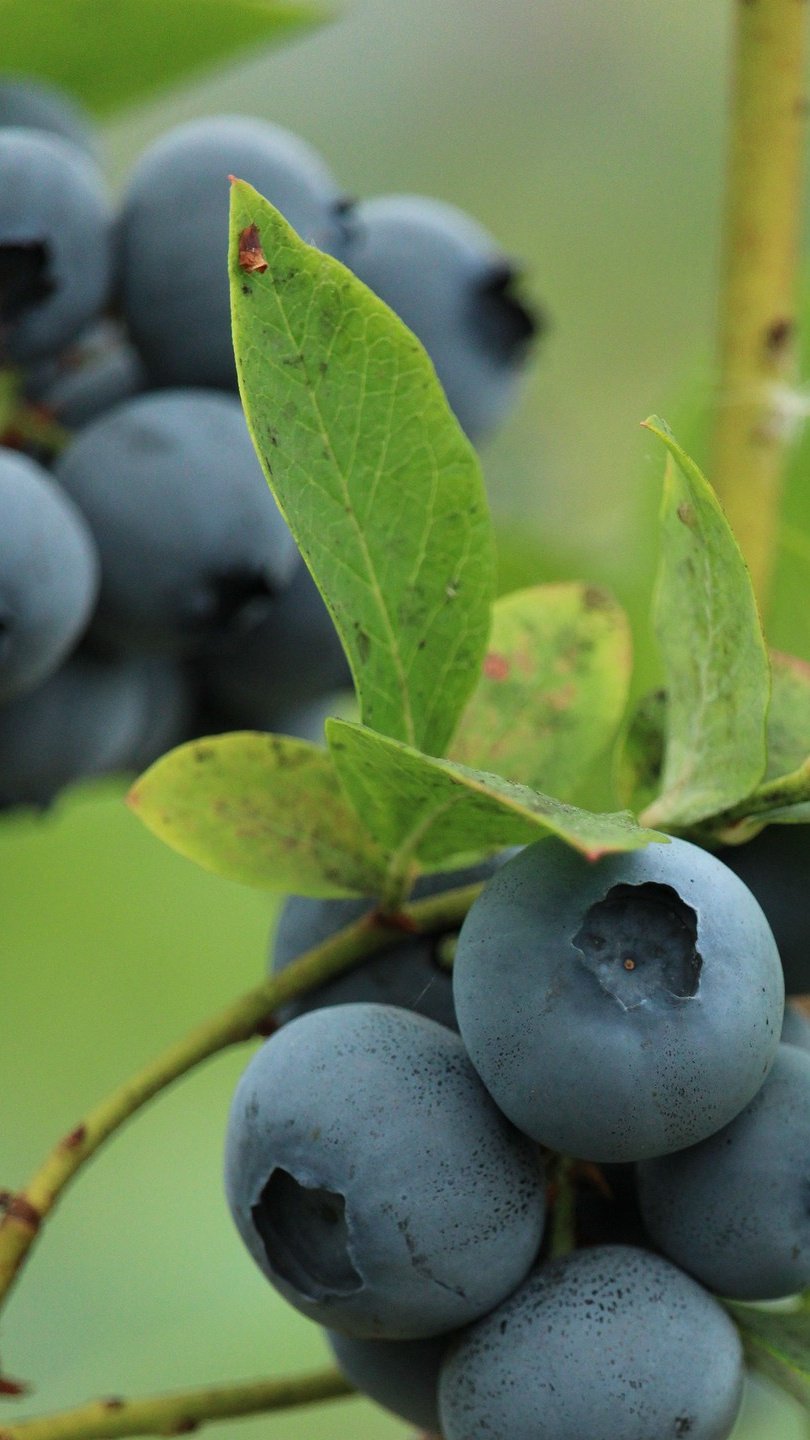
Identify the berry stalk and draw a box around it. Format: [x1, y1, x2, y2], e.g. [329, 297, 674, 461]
[0, 1369, 352, 1440]
[710, 0, 808, 611]
[0, 881, 483, 1319]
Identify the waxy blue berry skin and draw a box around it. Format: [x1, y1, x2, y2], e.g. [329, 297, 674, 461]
[453, 836, 784, 1162]
[224, 1003, 545, 1340]
[118, 115, 348, 389]
[0, 448, 99, 704]
[438, 1246, 744, 1440]
[0, 129, 112, 363]
[54, 390, 299, 655]
[637, 1043, 810, 1300]
[341, 194, 539, 440]
[0, 77, 94, 152]
[326, 1330, 446, 1431]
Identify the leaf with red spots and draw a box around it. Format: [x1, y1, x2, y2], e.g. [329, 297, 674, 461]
[128, 733, 388, 898]
[327, 717, 665, 874]
[450, 584, 632, 801]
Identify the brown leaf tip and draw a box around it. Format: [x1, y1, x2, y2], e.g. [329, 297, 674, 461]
[238, 224, 268, 274]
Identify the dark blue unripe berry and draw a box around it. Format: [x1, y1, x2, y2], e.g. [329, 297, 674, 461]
[438, 1245, 744, 1440]
[453, 836, 783, 1161]
[326, 1330, 446, 1431]
[270, 860, 504, 1029]
[224, 1003, 545, 1339]
[341, 194, 540, 440]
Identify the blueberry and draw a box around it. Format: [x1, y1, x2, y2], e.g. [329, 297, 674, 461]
[637, 1043, 810, 1300]
[0, 447, 99, 703]
[117, 115, 348, 389]
[271, 860, 505, 1030]
[0, 129, 112, 363]
[438, 1245, 744, 1440]
[453, 836, 784, 1161]
[199, 562, 350, 725]
[326, 1329, 447, 1431]
[718, 826, 810, 994]
[0, 650, 184, 809]
[0, 77, 94, 153]
[223, 1003, 545, 1338]
[36, 326, 147, 429]
[53, 389, 300, 654]
[341, 194, 540, 440]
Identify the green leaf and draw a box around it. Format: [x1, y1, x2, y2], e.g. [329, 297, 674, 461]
[727, 1298, 810, 1410]
[127, 732, 387, 898]
[327, 718, 664, 875]
[641, 416, 770, 829]
[614, 688, 667, 813]
[765, 651, 810, 782]
[450, 583, 632, 799]
[0, 0, 324, 115]
[229, 180, 495, 759]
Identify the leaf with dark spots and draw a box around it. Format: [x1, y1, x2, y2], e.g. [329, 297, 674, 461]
[229, 180, 494, 758]
[127, 732, 388, 897]
[328, 718, 664, 873]
[449, 584, 632, 801]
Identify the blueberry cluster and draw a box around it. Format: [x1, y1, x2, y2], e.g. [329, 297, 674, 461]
[0, 78, 539, 809]
[224, 834, 810, 1440]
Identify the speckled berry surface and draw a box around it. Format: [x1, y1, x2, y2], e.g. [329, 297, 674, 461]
[638, 1043, 810, 1300]
[224, 1003, 545, 1339]
[438, 1245, 744, 1440]
[326, 1329, 447, 1430]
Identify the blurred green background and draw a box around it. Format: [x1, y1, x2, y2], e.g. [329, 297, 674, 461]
[3, 2, 810, 1437]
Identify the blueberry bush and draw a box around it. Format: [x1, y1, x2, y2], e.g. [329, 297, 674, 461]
[2, 3, 810, 1440]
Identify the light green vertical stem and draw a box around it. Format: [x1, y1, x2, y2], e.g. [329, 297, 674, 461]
[711, 0, 808, 614]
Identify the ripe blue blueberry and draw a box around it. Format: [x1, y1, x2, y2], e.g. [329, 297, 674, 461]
[224, 1003, 545, 1339]
[118, 115, 348, 389]
[453, 836, 784, 1161]
[438, 1245, 744, 1440]
[326, 1330, 447, 1431]
[0, 129, 112, 363]
[341, 194, 540, 440]
[54, 390, 299, 654]
[637, 1043, 810, 1300]
[0, 447, 99, 703]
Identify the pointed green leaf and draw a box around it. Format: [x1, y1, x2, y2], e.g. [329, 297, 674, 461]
[726, 1299, 810, 1411]
[229, 180, 495, 759]
[327, 718, 664, 875]
[127, 732, 387, 898]
[450, 583, 632, 798]
[0, 0, 325, 115]
[641, 417, 769, 829]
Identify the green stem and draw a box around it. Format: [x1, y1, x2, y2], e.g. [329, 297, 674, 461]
[0, 881, 483, 1319]
[548, 1155, 577, 1259]
[710, 0, 808, 614]
[0, 1369, 352, 1440]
